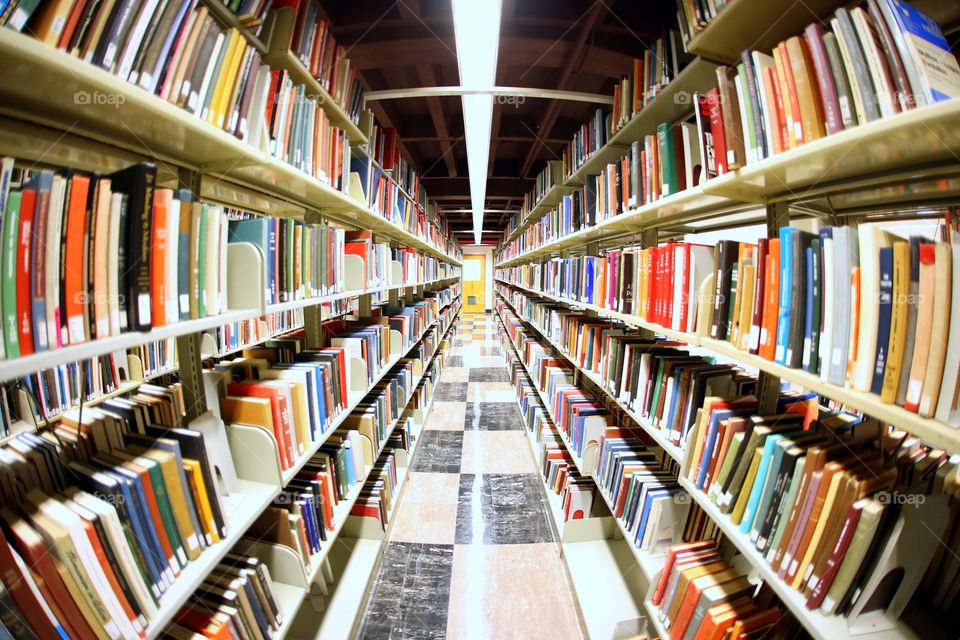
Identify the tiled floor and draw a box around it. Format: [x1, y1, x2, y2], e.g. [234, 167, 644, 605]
[356, 313, 585, 640]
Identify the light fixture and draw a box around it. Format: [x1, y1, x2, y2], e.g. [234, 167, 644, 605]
[451, 0, 502, 245]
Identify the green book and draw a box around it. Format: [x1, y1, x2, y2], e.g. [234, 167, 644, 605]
[766, 457, 807, 561]
[284, 218, 295, 300]
[197, 203, 208, 317]
[135, 455, 187, 569]
[735, 63, 758, 163]
[708, 431, 744, 503]
[656, 123, 678, 196]
[2, 191, 20, 358]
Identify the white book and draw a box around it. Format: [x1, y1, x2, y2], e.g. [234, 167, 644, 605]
[190, 31, 225, 115]
[851, 7, 899, 118]
[935, 241, 960, 424]
[818, 230, 835, 382]
[114, 0, 162, 80]
[733, 74, 756, 164]
[751, 51, 779, 156]
[830, 17, 869, 126]
[107, 193, 125, 336]
[204, 205, 222, 317]
[881, 0, 960, 105]
[687, 245, 716, 334]
[853, 224, 893, 391]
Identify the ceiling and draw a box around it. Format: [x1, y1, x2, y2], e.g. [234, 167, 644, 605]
[316, 0, 679, 244]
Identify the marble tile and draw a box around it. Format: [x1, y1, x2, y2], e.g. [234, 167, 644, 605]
[357, 542, 454, 640]
[461, 431, 536, 474]
[467, 382, 516, 403]
[389, 473, 461, 544]
[460, 356, 505, 369]
[479, 347, 502, 356]
[425, 401, 466, 430]
[440, 368, 470, 382]
[468, 367, 511, 383]
[446, 355, 464, 367]
[464, 402, 524, 431]
[434, 382, 468, 402]
[410, 431, 463, 473]
[446, 543, 584, 640]
[455, 474, 555, 544]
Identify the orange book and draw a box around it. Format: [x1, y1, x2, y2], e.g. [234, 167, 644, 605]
[728, 607, 783, 638]
[174, 605, 235, 640]
[695, 597, 756, 640]
[904, 244, 936, 412]
[758, 239, 780, 360]
[846, 267, 862, 388]
[776, 41, 804, 147]
[63, 174, 91, 345]
[785, 36, 826, 144]
[670, 568, 744, 640]
[150, 190, 170, 328]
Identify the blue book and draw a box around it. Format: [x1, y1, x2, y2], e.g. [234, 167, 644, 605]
[872, 247, 895, 394]
[635, 488, 673, 544]
[739, 434, 784, 532]
[584, 258, 595, 303]
[174, 190, 193, 320]
[883, 0, 960, 104]
[267, 217, 278, 304]
[802, 242, 816, 372]
[775, 227, 795, 364]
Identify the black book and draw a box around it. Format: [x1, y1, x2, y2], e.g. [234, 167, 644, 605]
[711, 240, 738, 341]
[788, 231, 814, 368]
[109, 163, 156, 332]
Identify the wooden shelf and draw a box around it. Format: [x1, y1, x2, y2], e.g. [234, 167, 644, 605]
[683, 0, 844, 64]
[497, 98, 960, 266]
[493, 279, 960, 456]
[197, 0, 268, 54]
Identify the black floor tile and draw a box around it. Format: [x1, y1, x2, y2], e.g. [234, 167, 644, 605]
[357, 542, 454, 640]
[409, 431, 463, 473]
[445, 355, 463, 367]
[464, 402, 523, 431]
[455, 474, 555, 544]
[468, 367, 510, 382]
[433, 382, 468, 401]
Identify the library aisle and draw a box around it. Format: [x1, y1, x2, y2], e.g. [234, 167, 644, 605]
[356, 313, 585, 639]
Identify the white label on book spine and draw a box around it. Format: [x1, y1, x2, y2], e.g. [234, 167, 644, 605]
[180, 294, 189, 314]
[68, 315, 85, 345]
[138, 294, 151, 324]
[907, 379, 923, 401]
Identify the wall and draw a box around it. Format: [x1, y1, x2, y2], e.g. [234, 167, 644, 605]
[462, 246, 494, 310]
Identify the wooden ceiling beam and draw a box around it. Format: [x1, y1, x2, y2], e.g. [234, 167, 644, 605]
[417, 64, 458, 177]
[519, 2, 608, 177]
[488, 105, 503, 177]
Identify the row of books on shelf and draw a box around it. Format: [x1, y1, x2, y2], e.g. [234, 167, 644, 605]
[241, 315, 452, 568]
[500, 0, 960, 255]
[0, 383, 229, 640]
[363, 125, 426, 204]
[223, 0, 273, 25]
[495, 291, 960, 629]
[496, 218, 960, 426]
[267, 70, 350, 188]
[497, 302, 718, 549]
[0, 159, 237, 358]
[164, 551, 285, 640]
[566, 29, 694, 177]
[0, 290, 459, 639]
[272, 0, 365, 124]
[651, 540, 800, 640]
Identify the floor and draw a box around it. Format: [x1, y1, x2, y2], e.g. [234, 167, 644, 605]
[356, 312, 586, 640]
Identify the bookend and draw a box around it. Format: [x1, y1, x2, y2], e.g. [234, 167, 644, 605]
[227, 242, 267, 314]
[343, 254, 365, 291]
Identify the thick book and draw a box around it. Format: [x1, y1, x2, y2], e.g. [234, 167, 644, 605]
[871, 247, 895, 394]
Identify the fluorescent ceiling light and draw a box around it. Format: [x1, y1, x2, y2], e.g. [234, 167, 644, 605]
[451, 0, 501, 246]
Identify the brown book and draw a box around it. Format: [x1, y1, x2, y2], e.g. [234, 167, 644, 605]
[785, 460, 844, 585]
[716, 66, 746, 170]
[803, 23, 844, 135]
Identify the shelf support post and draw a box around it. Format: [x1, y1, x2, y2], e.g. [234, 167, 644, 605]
[358, 293, 373, 317]
[176, 332, 208, 423]
[303, 305, 324, 349]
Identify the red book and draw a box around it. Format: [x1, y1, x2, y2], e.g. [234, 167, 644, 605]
[63, 174, 92, 343]
[319, 346, 349, 409]
[652, 541, 718, 606]
[16, 188, 36, 356]
[0, 524, 73, 639]
[74, 513, 143, 634]
[777, 41, 804, 146]
[150, 190, 169, 328]
[806, 501, 863, 609]
[174, 605, 235, 640]
[705, 89, 727, 176]
[758, 239, 781, 361]
[0, 509, 99, 640]
[803, 23, 844, 135]
[227, 382, 296, 468]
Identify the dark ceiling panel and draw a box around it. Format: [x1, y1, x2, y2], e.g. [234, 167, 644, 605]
[318, 0, 677, 234]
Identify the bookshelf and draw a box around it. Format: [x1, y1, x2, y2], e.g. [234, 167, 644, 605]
[495, 277, 960, 456]
[0, 28, 461, 265]
[497, 98, 960, 267]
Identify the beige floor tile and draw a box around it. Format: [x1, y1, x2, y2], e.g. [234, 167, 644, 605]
[442, 368, 470, 382]
[460, 431, 536, 474]
[460, 355, 504, 368]
[388, 472, 461, 544]
[425, 401, 466, 430]
[446, 544, 584, 640]
[467, 382, 516, 402]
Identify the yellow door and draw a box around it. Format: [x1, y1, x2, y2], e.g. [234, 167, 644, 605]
[463, 254, 486, 312]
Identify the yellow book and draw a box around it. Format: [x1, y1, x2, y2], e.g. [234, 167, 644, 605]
[638, 250, 649, 319]
[730, 448, 763, 525]
[205, 29, 241, 126]
[184, 460, 220, 544]
[919, 243, 953, 417]
[737, 263, 756, 351]
[269, 379, 310, 455]
[683, 408, 709, 481]
[881, 241, 910, 402]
